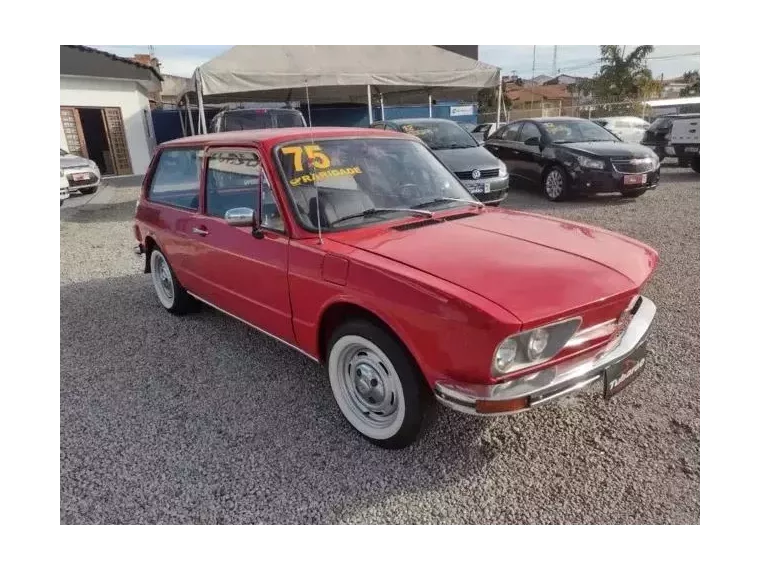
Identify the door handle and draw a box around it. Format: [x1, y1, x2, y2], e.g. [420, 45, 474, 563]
[192, 226, 208, 236]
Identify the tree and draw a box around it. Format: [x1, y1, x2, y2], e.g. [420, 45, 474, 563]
[680, 70, 700, 96]
[573, 45, 663, 102]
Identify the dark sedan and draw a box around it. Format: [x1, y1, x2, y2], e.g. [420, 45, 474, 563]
[371, 118, 509, 202]
[483, 117, 660, 201]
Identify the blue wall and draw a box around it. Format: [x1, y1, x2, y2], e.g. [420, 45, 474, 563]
[299, 102, 478, 127]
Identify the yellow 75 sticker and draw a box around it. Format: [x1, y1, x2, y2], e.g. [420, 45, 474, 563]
[281, 145, 331, 172]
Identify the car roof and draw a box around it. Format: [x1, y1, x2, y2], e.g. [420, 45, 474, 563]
[222, 108, 302, 114]
[162, 127, 417, 148]
[528, 116, 588, 123]
[384, 118, 457, 124]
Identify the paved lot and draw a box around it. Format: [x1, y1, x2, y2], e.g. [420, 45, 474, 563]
[60, 165, 699, 524]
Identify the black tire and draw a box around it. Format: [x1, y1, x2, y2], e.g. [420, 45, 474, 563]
[623, 188, 647, 198]
[327, 319, 430, 449]
[691, 156, 700, 173]
[543, 165, 570, 202]
[79, 187, 98, 195]
[149, 247, 195, 315]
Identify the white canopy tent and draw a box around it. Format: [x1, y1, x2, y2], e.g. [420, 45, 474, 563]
[179, 45, 503, 133]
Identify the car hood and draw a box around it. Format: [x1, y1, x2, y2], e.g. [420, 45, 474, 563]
[60, 154, 91, 169]
[331, 209, 658, 325]
[559, 141, 653, 158]
[431, 145, 501, 172]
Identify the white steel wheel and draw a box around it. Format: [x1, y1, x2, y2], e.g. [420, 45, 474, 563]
[151, 249, 176, 309]
[329, 335, 406, 441]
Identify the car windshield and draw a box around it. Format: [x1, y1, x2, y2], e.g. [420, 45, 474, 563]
[276, 138, 478, 230]
[543, 121, 620, 143]
[224, 110, 305, 130]
[395, 121, 478, 149]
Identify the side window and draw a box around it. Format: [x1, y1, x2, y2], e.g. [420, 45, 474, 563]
[504, 122, 522, 141]
[518, 122, 541, 143]
[148, 148, 202, 210]
[205, 149, 285, 233]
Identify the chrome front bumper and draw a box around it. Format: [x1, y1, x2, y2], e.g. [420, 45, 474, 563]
[434, 296, 656, 416]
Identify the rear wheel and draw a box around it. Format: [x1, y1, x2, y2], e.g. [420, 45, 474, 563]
[149, 248, 194, 314]
[327, 320, 429, 449]
[543, 166, 569, 201]
[79, 187, 97, 195]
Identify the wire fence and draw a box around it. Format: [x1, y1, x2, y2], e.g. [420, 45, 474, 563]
[478, 99, 678, 124]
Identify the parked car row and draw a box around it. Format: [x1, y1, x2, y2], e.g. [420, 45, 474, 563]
[133, 125, 659, 448]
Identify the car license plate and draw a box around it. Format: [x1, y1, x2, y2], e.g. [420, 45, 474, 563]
[623, 174, 646, 185]
[465, 181, 490, 194]
[685, 146, 698, 153]
[603, 342, 648, 399]
[72, 173, 90, 181]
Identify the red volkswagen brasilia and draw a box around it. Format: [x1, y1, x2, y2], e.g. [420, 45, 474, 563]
[133, 127, 658, 449]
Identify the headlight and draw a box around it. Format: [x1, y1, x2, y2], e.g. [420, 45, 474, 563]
[576, 155, 606, 170]
[498, 160, 507, 177]
[491, 317, 582, 377]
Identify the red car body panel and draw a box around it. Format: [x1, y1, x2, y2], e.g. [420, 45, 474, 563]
[134, 127, 659, 389]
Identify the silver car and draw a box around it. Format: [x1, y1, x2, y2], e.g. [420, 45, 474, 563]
[370, 118, 509, 203]
[60, 149, 101, 195]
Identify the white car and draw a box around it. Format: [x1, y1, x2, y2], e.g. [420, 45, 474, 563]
[60, 149, 101, 195]
[55, 170, 70, 208]
[594, 116, 650, 144]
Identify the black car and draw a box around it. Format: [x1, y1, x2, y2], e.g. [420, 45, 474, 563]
[208, 107, 307, 132]
[483, 117, 660, 201]
[371, 118, 509, 203]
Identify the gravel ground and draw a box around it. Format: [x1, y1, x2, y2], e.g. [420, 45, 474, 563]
[61, 166, 699, 524]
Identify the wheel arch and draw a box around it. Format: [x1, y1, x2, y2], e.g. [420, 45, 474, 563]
[316, 301, 429, 390]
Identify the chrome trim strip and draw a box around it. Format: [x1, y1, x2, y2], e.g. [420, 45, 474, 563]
[565, 319, 617, 347]
[435, 296, 656, 416]
[187, 292, 320, 363]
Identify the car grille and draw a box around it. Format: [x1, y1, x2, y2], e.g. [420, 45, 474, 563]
[611, 159, 655, 174]
[456, 168, 499, 180]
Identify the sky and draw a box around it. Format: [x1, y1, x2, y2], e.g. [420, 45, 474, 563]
[90, 45, 700, 80]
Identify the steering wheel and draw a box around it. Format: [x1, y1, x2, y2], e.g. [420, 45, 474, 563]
[397, 183, 426, 203]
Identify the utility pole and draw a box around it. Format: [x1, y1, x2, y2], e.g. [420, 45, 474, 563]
[552, 45, 558, 77]
[530, 45, 536, 110]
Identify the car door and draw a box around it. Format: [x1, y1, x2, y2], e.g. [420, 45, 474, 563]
[143, 147, 207, 289]
[186, 146, 295, 343]
[484, 122, 523, 175]
[513, 121, 544, 183]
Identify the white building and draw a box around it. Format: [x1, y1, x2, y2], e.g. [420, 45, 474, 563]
[60, 45, 161, 176]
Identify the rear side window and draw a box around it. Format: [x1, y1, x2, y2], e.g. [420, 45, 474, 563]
[148, 148, 202, 210]
[503, 122, 522, 141]
[518, 122, 541, 142]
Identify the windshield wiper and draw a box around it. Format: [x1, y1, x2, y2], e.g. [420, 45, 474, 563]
[331, 207, 433, 226]
[435, 143, 475, 149]
[411, 197, 485, 210]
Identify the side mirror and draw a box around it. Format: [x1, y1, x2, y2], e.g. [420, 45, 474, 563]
[524, 137, 541, 147]
[225, 207, 254, 226]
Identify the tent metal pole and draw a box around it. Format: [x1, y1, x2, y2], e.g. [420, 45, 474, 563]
[179, 106, 186, 137]
[496, 72, 503, 127]
[428, 94, 433, 118]
[380, 93, 385, 120]
[196, 78, 207, 134]
[186, 94, 195, 136]
[366, 85, 373, 125]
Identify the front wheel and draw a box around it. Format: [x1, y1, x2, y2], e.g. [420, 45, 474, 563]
[327, 320, 429, 449]
[543, 166, 569, 201]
